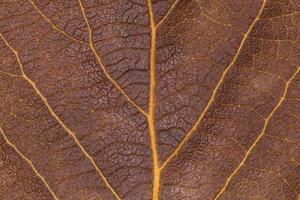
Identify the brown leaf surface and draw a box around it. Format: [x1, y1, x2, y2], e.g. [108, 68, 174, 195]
[0, 0, 300, 200]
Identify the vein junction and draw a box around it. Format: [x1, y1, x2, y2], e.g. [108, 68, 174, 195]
[146, 0, 160, 199]
[30, 0, 146, 117]
[78, 0, 147, 117]
[0, 0, 283, 200]
[161, 0, 268, 170]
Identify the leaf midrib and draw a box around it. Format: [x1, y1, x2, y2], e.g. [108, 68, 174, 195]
[1, 1, 288, 200]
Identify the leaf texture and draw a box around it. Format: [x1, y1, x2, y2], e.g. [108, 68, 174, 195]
[0, 0, 300, 200]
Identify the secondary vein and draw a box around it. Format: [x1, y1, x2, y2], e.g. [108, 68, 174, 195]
[28, 0, 86, 45]
[0, 127, 59, 200]
[78, 0, 147, 117]
[155, 0, 180, 28]
[213, 67, 299, 199]
[160, 0, 268, 171]
[0, 33, 121, 200]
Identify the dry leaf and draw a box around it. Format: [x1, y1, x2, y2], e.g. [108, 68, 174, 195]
[0, 0, 300, 199]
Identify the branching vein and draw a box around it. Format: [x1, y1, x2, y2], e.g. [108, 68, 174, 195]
[213, 67, 299, 199]
[78, 0, 147, 117]
[146, 0, 160, 199]
[155, 0, 180, 28]
[0, 33, 122, 200]
[160, 0, 268, 171]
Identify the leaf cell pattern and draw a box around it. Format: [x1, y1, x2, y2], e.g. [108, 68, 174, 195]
[0, 0, 300, 200]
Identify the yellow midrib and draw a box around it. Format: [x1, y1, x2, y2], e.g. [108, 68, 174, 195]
[146, 0, 160, 199]
[0, 127, 59, 200]
[29, 0, 176, 198]
[1, 1, 278, 200]
[0, 33, 121, 200]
